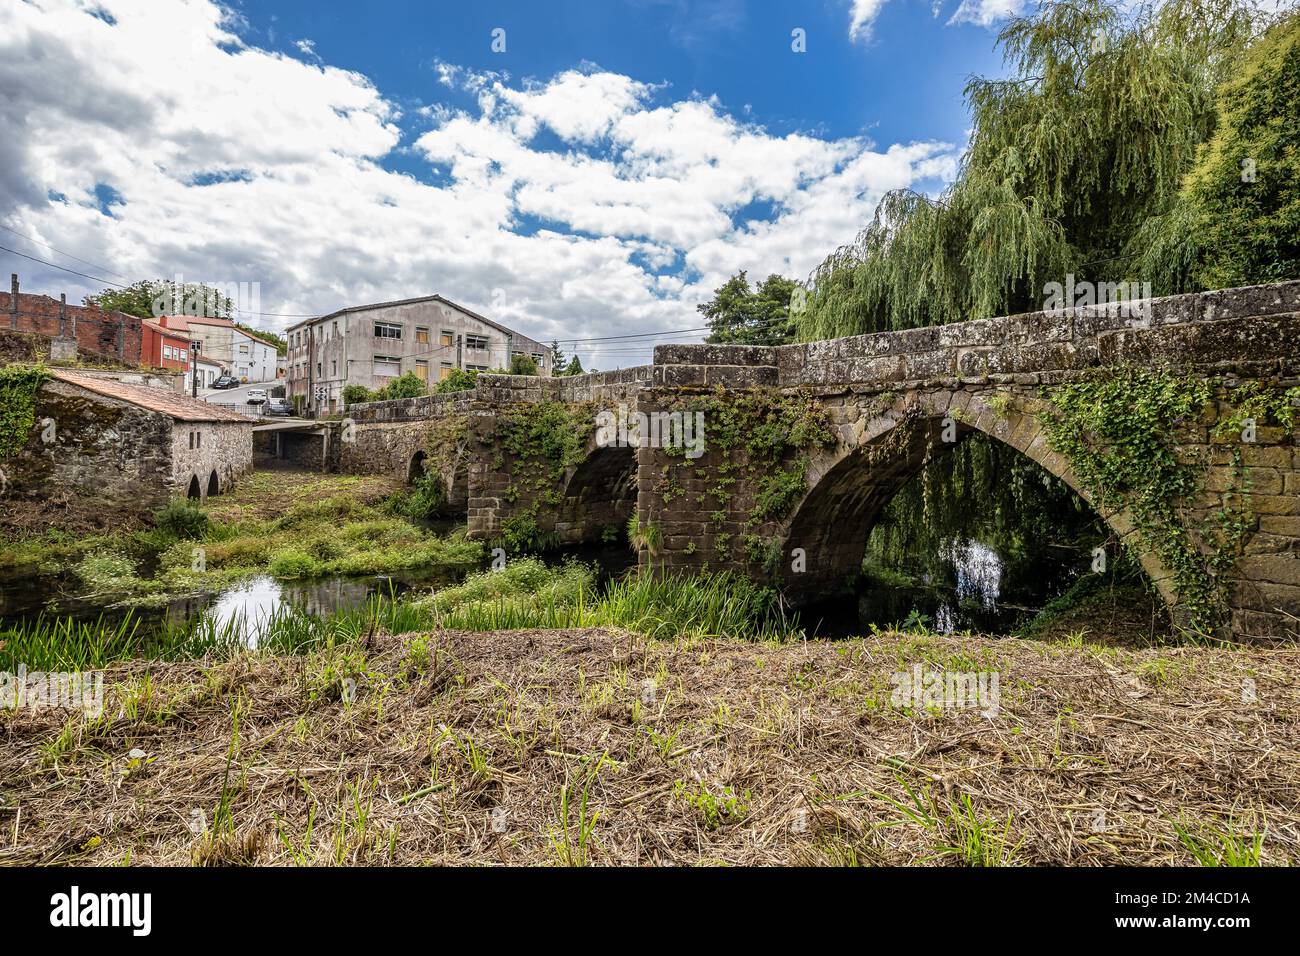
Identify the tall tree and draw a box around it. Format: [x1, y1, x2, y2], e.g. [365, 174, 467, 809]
[549, 339, 568, 375]
[88, 279, 234, 321]
[698, 271, 799, 345]
[797, 0, 1265, 340]
[1137, 8, 1300, 291]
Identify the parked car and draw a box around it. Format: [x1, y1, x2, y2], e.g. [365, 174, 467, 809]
[211, 375, 240, 389]
[246, 388, 268, 405]
[264, 399, 294, 417]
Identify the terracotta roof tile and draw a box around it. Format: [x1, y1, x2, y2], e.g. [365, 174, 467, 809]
[47, 370, 257, 423]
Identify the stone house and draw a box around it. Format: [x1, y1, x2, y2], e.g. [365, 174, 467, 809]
[0, 369, 255, 529]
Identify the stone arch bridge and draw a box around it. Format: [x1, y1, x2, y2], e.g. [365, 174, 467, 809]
[338, 281, 1300, 640]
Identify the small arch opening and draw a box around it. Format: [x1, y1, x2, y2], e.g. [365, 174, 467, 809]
[206, 470, 219, 498]
[408, 450, 428, 484]
[187, 475, 202, 500]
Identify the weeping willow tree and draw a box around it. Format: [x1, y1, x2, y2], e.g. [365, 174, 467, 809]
[798, 0, 1271, 339]
[864, 434, 1104, 586]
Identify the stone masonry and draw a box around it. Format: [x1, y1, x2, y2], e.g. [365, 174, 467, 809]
[341, 281, 1300, 640]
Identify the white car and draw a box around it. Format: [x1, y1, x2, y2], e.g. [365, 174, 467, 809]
[246, 388, 268, 405]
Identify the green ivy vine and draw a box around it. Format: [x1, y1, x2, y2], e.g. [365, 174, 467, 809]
[1037, 368, 1297, 634]
[0, 364, 48, 460]
[662, 387, 835, 571]
[493, 400, 595, 551]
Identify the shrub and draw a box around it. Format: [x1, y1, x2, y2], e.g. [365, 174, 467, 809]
[154, 498, 210, 540]
[342, 384, 372, 406]
[267, 548, 319, 578]
[509, 354, 539, 376]
[435, 368, 480, 393]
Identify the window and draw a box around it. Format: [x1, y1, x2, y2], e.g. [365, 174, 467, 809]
[416, 327, 430, 345]
[416, 360, 428, 383]
[511, 351, 524, 362]
[439, 362, 453, 381]
[332, 320, 339, 336]
[531, 352, 544, 367]
[317, 362, 322, 377]
[375, 321, 403, 340]
[440, 330, 454, 347]
[239, 345, 249, 354]
[373, 355, 401, 377]
[465, 334, 489, 351]
[467, 364, 489, 372]
[179, 349, 187, 362]
[330, 360, 337, 376]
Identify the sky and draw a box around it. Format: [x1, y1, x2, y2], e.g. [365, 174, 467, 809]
[0, 0, 1021, 368]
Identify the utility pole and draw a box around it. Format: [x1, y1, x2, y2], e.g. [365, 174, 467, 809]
[191, 340, 201, 397]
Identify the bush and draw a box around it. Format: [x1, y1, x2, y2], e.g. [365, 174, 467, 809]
[375, 372, 428, 401]
[435, 367, 479, 393]
[342, 384, 372, 406]
[508, 354, 539, 376]
[384, 472, 448, 520]
[267, 548, 319, 578]
[154, 498, 209, 540]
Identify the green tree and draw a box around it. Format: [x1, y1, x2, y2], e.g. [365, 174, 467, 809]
[88, 280, 233, 320]
[436, 367, 480, 393]
[1143, 10, 1300, 290]
[562, 355, 585, 376]
[798, 0, 1263, 339]
[549, 339, 567, 374]
[509, 353, 540, 376]
[699, 271, 799, 345]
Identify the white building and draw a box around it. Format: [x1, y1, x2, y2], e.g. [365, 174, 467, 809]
[156, 315, 279, 383]
[285, 294, 554, 416]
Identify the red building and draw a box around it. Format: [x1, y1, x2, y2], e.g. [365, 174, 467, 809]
[141, 319, 195, 371]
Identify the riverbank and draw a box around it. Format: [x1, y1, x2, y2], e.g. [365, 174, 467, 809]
[2, 626, 1295, 866]
[0, 472, 483, 611]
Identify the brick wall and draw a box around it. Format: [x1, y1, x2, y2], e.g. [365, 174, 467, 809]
[1, 287, 143, 365]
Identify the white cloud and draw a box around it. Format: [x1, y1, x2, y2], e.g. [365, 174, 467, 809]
[0, 0, 959, 367]
[947, 0, 1026, 28]
[848, 0, 891, 41]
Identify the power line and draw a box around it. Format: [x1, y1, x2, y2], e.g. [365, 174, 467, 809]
[0, 241, 320, 319]
[0, 224, 133, 281]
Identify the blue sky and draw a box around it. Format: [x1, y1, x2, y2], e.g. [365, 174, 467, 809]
[235, 0, 1003, 155]
[0, 0, 1017, 366]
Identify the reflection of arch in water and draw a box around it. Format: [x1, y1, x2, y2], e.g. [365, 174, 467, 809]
[778, 403, 1172, 611]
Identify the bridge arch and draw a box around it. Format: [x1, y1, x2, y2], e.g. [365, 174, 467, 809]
[776, 394, 1177, 612]
[556, 443, 638, 544]
[408, 450, 428, 484]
